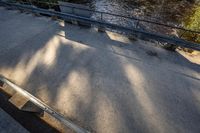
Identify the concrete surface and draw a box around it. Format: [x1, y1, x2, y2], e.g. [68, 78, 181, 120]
[0, 7, 200, 133]
[0, 108, 29, 133]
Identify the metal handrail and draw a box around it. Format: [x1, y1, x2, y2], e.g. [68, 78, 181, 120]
[0, 75, 89, 133]
[16, 0, 200, 34]
[0, 1, 200, 51]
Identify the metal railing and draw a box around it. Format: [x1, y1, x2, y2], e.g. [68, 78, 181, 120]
[15, 0, 200, 33]
[0, 75, 89, 133]
[0, 0, 200, 51]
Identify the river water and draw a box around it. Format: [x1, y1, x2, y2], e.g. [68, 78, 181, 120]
[66, 0, 199, 42]
[68, 0, 196, 24]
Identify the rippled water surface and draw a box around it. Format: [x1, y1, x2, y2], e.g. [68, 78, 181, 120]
[66, 0, 199, 43]
[69, 0, 197, 23]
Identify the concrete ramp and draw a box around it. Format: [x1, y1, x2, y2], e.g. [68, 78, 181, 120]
[0, 7, 200, 133]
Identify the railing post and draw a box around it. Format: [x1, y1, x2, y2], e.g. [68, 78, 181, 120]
[101, 13, 103, 21]
[47, 0, 51, 9]
[28, 0, 32, 6]
[136, 20, 140, 28]
[71, 7, 78, 25]
[21, 0, 25, 5]
[97, 12, 105, 32]
[72, 7, 74, 14]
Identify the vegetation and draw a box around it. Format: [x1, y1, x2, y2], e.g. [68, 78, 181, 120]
[139, 0, 196, 23]
[181, 4, 200, 43]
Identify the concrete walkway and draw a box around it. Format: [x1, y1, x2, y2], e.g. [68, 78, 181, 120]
[0, 7, 200, 133]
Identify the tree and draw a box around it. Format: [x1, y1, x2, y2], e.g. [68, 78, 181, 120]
[182, 4, 200, 43]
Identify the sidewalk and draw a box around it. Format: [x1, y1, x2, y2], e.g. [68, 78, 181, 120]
[0, 7, 200, 133]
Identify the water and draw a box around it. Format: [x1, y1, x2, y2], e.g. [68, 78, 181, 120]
[32, 0, 199, 42]
[66, 0, 165, 32]
[67, 0, 199, 43]
[69, 0, 196, 23]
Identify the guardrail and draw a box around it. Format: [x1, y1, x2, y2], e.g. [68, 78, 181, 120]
[0, 0, 200, 51]
[14, 0, 200, 34]
[0, 75, 89, 133]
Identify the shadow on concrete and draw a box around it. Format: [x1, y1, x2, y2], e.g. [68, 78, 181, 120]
[0, 9, 200, 133]
[61, 22, 200, 80]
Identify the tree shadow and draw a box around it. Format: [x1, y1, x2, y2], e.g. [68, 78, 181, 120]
[0, 8, 200, 133]
[61, 22, 200, 80]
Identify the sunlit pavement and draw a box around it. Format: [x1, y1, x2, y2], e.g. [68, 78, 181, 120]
[0, 7, 200, 133]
